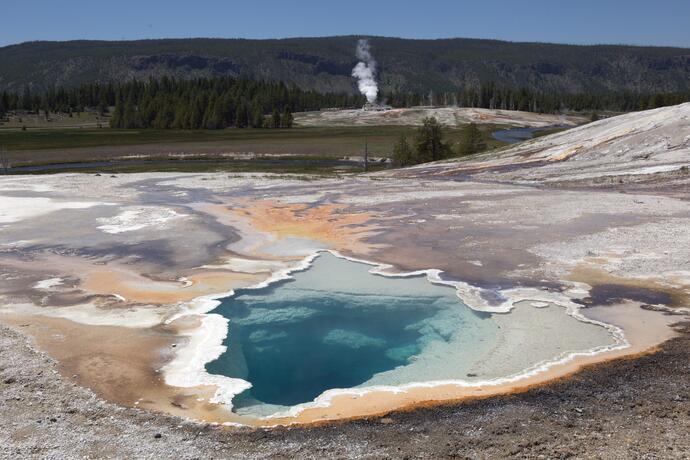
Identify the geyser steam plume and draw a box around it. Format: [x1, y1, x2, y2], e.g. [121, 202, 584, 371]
[352, 39, 378, 103]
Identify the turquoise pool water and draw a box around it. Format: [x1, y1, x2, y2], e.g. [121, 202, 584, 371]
[206, 252, 500, 416]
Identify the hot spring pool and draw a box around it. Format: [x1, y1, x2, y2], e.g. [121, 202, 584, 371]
[205, 252, 618, 417]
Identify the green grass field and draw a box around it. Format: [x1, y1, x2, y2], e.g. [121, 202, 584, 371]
[0, 125, 505, 151]
[0, 121, 509, 174]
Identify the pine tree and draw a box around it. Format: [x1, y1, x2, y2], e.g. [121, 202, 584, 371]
[281, 107, 294, 128]
[189, 96, 204, 129]
[235, 104, 248, 128]
[271, 108, 281, 128]
[392, 134, 414, 167]
[457, 123, 486, 156]
[123, 99, 137, 129]
[415, 117, 450, 162]
[110, 98, 124, 128]
[251, 104, 264, 128]
[172, 105, 189, 129]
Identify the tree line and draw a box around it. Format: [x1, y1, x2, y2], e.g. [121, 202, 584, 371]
[382, 83, 690, 114]
[107, 78, 366, 129]
[3, 77, 690, 127]
[0, 77, 365, 129]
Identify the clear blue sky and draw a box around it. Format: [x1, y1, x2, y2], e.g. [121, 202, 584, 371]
[3, 0, 690, 48]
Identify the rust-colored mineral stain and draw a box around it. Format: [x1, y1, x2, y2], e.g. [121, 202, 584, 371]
[83, 269, 264, 305]
[1, 252, 265, 305]
[230, 200, 382, 253]
[0, 314, 242, 424]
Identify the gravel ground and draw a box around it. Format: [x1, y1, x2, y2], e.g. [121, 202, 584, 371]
[2, 319, 689, 459]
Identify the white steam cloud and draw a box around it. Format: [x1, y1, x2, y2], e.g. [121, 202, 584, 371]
[352, 39, 378, 103]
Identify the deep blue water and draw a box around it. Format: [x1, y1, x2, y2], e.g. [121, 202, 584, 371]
[491, 127, 540, 144]
[492, 125, 570, 144]
[206, 253, 493, 415]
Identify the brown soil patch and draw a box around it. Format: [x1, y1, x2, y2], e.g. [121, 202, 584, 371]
[569, 265, 690, 308]
[0, 314, 242, 424]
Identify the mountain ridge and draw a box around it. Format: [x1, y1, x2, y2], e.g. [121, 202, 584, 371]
[2, 36, 690, 94]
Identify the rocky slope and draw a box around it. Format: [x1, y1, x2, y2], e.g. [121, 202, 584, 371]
[406, 102, 690, 188]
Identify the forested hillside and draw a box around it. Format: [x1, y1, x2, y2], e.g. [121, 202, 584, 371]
[2, 36, 690, 95]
